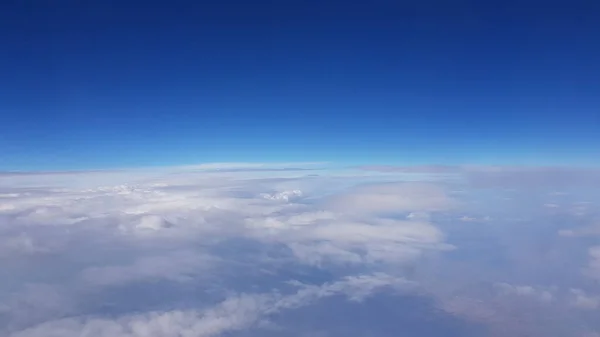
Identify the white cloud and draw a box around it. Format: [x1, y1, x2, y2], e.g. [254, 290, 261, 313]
[0, 164, 456, 336]
[494, 283, 555, 303]
[325, 182, 455, 216]
[9, 294, 270, 337]
[5, 163, 597, 336]
[245, 213, 451, 265]
[283, 273, 415, 304]
[79, 250, 216, 287]
[406, 212, 430, 221]
[9, 273, 406, 337]
[568, 289, 599, 310]
[585, 246, 600, 280]
[0, 283, 74, 332]
[259, 190, 303, 202]
[559, 224, 600, 237]
[0, 233, 51, 257]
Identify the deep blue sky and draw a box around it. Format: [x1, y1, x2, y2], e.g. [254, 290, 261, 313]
[1, 0, 599, 170]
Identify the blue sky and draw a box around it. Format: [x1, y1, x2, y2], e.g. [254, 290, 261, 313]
[1, 1, 599, 170]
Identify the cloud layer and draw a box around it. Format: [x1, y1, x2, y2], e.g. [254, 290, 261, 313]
[1, 163, 599, 336]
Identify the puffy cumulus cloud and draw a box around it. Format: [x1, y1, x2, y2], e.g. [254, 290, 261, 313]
[259, 190, 303, 202]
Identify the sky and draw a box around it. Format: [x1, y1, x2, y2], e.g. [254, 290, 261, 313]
[2, 3, 600, 335]
[1, 0, 599, 171]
